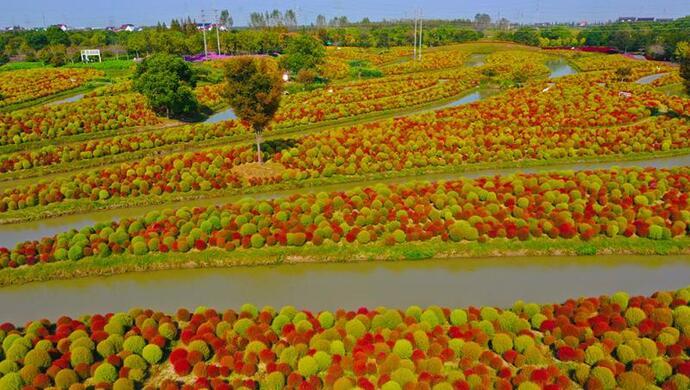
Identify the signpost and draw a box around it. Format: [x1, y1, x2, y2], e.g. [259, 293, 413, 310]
[80, 49, 102, 63]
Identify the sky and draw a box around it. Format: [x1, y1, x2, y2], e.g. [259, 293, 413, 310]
[2, 0, 689, 28]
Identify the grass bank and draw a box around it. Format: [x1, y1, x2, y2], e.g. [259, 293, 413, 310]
[0, 236, 688, 287]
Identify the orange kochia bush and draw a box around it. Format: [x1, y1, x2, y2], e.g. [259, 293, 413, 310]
[0, 67, 102, 107]
[1, 287, 690, 388]
[0, 94, 159, 146]
[2, 167, 690, 268]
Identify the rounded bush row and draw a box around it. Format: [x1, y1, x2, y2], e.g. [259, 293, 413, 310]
[1, 287, 690, 389]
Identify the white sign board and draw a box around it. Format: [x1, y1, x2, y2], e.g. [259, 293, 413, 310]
[81, 49, 102, 63]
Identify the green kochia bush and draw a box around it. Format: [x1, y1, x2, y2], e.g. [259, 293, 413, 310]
[93, 362, 118, 383]
[142, 344, 163, 364]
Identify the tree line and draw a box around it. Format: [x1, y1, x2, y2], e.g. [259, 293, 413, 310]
[500, 17, 690, 60]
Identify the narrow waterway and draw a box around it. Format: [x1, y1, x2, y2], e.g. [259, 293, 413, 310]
[1, 255, 688, 324]
[47, 93, 85, 106]
[204, 107, 237, 123]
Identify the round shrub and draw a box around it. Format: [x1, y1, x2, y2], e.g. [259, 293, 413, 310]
[158, 323, 177, 340]
[297, 356, 319, 377]
[624, 307, 646, 326]
[67, 245, 83, 261]
[23, 348, 51, 369]
[616, 344, 636, 364]
[69, 346, 93, 367]
[590, 366, 616, 390]
[271, 314, 290, 334]
[0, 372, 23, 390]
[651, 358, 672, 382]
[330, 340, 345, 356]
[517, 382, 540, 390]
[250, 233, 265, 248]
[480, 307, 499, 321]
[450, 309, 468, 326]
[584, 344, 605, 365]
[514, 335, 535, 353]
[313, 351, 331, 371]
[393, 339, 413, 359]
[142, 344, 163, 364]
[93, 362, 118, 384]
[123, 335, 146, 355]
[96, 340, 116, 358]
[240, 303, 259, 318]
[318, 311, 335, 329]
[263, 371, 285, 389]
[391, 367, 416, 385]
[55, 369, 79, 388]
[356, 230, 371, 244]
[382, 381, 402, 390]
[188, 340, 210, 360]
[5, 342, 29, 361]
[611, 291, 629, 310]
[124, 354, 147, 370]
[233, 318, 253, 337]
[0, 359, 18, 374]
[345, 319, 366, 339]
[113, 378, 135, 390]
[491, 333, 513, 354]
[420, 309, 440, 327]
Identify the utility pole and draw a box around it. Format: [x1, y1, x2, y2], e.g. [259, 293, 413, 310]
[201, 10, 208, 58]
[418, 11, 423, 61]
[216, 12, 221, 55]
[413, 13, 417, 61]
[202, 9, 222, 55]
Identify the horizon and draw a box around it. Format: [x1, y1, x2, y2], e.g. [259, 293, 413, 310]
[2, 0, 689, 29]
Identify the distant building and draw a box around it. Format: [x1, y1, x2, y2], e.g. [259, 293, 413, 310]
[196, 23, 227, 31]
[577, 21, 588, 27]
[56, 23, 68, 31]
[635, 17, 655, 22]
[117, 24, 140, 32]
[656, 18, 674, 22]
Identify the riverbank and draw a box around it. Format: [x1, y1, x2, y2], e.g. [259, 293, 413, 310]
[1, 236, 688, 287]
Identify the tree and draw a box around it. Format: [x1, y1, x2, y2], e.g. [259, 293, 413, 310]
[223, 57, 283, 163]
[279, 33, 325, 74]
[474, 13, 492, 31]
[46, 26, 70, 46]
[615, 66, 633, 82]
[315, 15, 327, 27]
[38, 44, 68, 66]
[676, 41, 690, 94]
[220, 10, 233, 29]
[133, 53, 199, 118]
[512, 27, 540, 46]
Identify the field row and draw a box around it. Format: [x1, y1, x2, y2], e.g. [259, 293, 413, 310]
[0, 287, 689, 389]
[0, 68, 103, 109]
[2, 167, 690, 269]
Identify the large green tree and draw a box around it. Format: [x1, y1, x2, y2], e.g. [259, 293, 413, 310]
[676, 41, 690, 94]
[224, 57, 283, 163]
[279, 33, 325, 74]
[133, 54, 199, 118]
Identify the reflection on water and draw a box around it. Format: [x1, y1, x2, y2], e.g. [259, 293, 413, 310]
[546, 59, 577, 79]
[440, 89, 500, 108]
[465, 54, 486, 67]
[204, 107, 237, 123]
[636, 73, 667, 85]
[0, 255, 688, 324]
[47, 93, 85, 106]
[3, 153, 690, 248]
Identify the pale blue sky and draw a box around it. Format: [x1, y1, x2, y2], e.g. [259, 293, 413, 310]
[2, 0, 689, 28]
